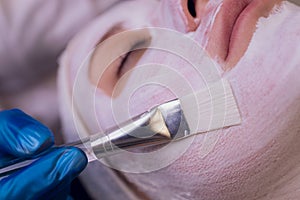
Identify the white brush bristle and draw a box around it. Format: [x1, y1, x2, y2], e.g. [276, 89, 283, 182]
[179, 79, 241, 134]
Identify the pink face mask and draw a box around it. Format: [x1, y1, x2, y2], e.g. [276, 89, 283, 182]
[58, 0, 300, 199]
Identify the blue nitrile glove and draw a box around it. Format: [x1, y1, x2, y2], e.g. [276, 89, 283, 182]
[0, 109, 87, 200]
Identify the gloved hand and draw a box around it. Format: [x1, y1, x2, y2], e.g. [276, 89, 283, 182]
[0, 109, 87, 200]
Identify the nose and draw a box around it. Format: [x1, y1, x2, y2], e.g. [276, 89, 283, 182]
[156, 0, 209, 32]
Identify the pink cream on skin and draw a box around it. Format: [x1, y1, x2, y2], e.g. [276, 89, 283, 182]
[58, 1, 300, 199]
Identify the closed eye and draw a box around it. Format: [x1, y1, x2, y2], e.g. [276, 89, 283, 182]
[89, 26, 151, 97]
[117, 39, 150, 77]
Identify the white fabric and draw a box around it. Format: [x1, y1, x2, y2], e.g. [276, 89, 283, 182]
[0, 0, 120, 93]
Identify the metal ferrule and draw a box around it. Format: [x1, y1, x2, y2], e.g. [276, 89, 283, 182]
[90, 99, 190, 159]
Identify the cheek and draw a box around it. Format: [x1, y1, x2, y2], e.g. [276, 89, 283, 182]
[122, 61, 300, 200]
[121, 23, 300, 200]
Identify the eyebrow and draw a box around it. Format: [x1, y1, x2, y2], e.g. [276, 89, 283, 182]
[97, 23, 125, 45]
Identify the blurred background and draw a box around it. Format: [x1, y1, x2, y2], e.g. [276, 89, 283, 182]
[290, 0, 300, 5]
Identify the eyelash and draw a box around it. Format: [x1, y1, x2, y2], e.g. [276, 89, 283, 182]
[116, 39, 148, 77]
[117, 51, 131, 77]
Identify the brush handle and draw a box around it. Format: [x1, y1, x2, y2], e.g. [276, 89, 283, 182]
[0, 139, 96, 178]
[0, 99, 187, 178]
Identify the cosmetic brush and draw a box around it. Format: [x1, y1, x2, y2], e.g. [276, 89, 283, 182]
[0, 78, 241, 177]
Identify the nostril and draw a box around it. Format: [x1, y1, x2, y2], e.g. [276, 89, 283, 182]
[188, 0, 197, 18]
[181, 0, 202, 32]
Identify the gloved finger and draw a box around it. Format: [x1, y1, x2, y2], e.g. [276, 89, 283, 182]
[0, 147, 87, 200]
[0, 151, 17, 168]
[0, 109, 54, 157]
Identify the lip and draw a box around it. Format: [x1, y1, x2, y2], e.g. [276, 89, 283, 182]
[226, 0, 280, 68]
[203, 0, 280, 69]
[205, 0, 253, 68]
[218, 1, 251, 61]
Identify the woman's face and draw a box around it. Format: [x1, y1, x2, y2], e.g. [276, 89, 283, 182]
[59, 0, 300, 199]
